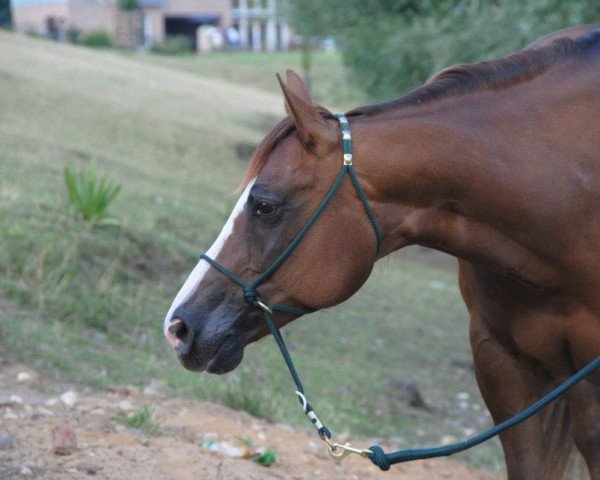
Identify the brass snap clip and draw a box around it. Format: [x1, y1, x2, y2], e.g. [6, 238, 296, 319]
[325, 437, 373, 460]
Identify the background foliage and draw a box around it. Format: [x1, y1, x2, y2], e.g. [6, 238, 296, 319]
[284, 0, 600, 100]
[0, 0, 11, 27]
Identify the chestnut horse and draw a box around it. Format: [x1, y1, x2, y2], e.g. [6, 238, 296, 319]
[165, 27, 600, 479]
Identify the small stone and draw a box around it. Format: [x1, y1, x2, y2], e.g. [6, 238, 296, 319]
[93, 332, 107, 343]
[9, 395, 22, 404]
[36, 407, 55, 417]
[20, 465, 33, 477]
[390, 379, 429, 409]
[16, 372, 32, 382]
[142, 379, 168, 397]
[3, 409, 18, 420]
[53, 423, 78, 455]
[441, 435, 457, 445]
[107, 386, 132, 396]
[0, 432, 14, 449]
[77, 463, 100, 475]
[456, 392, 470, 401]
[60, 391, 78, 407]
[45, 398, 59, 407]
[117, 400, 134, 411]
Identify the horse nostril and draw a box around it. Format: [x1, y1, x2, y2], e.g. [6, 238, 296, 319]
[170, 318, 188, 339]
[167, 318, 192, 350]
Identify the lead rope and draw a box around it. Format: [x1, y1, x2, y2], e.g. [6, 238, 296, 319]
[199, 114, 600, 470]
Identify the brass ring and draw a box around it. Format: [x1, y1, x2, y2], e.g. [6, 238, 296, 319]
[256, 300, 273, 315]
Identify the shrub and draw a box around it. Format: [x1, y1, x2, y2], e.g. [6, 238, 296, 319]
[149, 35, 192, 55]
[82, 30, 113, 48]
[64, 162, 121, 227]
[118, 0, 138, 11]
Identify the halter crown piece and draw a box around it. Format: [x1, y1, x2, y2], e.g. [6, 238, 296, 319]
[199, 114, 600, 471]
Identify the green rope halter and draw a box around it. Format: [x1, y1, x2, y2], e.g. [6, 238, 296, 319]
[199, 113, 600, 471]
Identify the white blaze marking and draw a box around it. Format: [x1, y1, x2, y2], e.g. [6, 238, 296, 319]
[163, 179, 256, 336]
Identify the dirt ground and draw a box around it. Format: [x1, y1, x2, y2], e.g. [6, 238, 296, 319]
[0, 355, 498, 480]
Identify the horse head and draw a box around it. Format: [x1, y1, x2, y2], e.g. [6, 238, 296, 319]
[163, 70, 380, 374]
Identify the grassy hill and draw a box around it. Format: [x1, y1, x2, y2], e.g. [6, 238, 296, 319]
[0, 32, 503, 473]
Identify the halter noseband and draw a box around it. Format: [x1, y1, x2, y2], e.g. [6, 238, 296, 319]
[199, 113, 381, 452]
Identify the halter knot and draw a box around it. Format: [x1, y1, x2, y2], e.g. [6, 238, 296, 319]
[242, 285, 261, 306]
[368, 445, 391, 471]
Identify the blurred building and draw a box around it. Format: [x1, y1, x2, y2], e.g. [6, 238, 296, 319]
[10, 0, 290, 51]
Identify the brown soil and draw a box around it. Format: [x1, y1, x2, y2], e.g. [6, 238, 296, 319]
[0, 358, 498, 480]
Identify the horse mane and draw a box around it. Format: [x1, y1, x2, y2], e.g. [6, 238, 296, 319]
[241, 31, 600, 187]
[347, 30, 600, 116]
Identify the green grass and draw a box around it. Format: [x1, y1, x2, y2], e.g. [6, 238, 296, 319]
[0, 31, 503, 474]
[114, 405, 161, 435]
[125, 49, 368, 111]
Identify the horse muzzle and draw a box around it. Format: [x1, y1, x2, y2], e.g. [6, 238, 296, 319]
[165, 306, 259, 374]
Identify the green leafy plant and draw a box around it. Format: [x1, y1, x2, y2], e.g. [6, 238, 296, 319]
[114, 405, 161, 435]
[64, 162, 121, 227]
[254, 448, 277, 467]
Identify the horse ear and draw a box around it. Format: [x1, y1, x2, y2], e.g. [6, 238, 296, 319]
[276, 70, 336, 153]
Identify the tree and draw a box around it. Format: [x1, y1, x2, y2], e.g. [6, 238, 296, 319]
[0, 0, 12, 27]
[284, 0, 600, 101]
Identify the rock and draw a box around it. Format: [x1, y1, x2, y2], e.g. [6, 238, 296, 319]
[456, 391, 470, 400]
[142, 379, 168, 397]
[53, 423, 78, 455]
[16, 372, 33, 382]
[20, 465, 33, 477]
[3, 409, 18, 420]
[390, 379, 429, 409]
[0, 432, 14, 449]
[36, 407, 55, 417]
[202, 440, 254, 459]
[93, 332, 107, 343]
[60, 391, 78, 408]
[117, 400, 134, 411]
[77, 463, 99, 475]
[107, 385, 132, 396]
[9, 395, 22, 404]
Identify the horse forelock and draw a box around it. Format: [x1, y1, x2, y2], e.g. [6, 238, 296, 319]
[348, 30, 600, 118]
[240, 117, 295, 190]
[239, 107, 336, 190]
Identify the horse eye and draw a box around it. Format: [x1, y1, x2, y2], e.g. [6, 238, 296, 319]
[253, 201, 276, 216]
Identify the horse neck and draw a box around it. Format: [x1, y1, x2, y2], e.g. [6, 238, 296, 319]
[352, 96, 562, 289]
